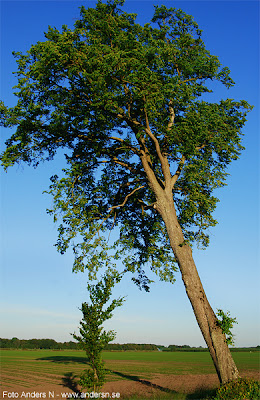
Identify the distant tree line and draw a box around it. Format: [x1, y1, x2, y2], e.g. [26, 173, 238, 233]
[160, 344, 208, 352]
[1, 338, 259, 352]
[104, 343, 159, 351]
[0, 339, 158, 351]
[0, 337, 78, 350]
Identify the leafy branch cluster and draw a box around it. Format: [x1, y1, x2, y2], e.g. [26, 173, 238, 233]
[216, 309, 238, 346]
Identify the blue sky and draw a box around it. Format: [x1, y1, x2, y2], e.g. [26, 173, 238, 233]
[0, 0, 259, 347]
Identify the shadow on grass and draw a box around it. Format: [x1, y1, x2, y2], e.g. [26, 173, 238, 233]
[62, 372, 81, 393]
[186, 387, 217, 399]
[37, 355, 88, 364]
[109, 369, 178, 396]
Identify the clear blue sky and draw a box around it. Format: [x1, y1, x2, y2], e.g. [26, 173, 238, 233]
[0, 0, 259, 347]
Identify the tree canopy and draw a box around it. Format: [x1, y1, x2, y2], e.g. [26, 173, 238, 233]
[0, 0, 252, 289]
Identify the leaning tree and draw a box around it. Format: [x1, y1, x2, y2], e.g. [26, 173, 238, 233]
[0, 0, 252, 383]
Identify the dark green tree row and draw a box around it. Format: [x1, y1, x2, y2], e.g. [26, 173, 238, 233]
[107, 343, 207, 351]
[105, 343, 158, 351]
[0, 338, 204, 351]
[0, 338, 159, 351]
[1, 338, 258, 351]
[0, 337, 78, 350]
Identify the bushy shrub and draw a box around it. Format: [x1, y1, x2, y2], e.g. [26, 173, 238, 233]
[79, 366, 105, 392]
[214, 378, 260, 399]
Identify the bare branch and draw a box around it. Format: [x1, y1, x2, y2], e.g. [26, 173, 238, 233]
[143, 108, 172, 186]
[115, 110, 166, 196]
[167, 101, 175, 131]
[137, 198, 156, 209]
[71, 175, 79, 199]
[109, 136, 140, 155]
[112, 157, 141, 174]
[117, 111, 142, 129]
[100, 157, 142, 175]
[171, 155, 185, 188]
[182, 75, 203, 84]
[195, 144, 206, 151]
[109, 185, 145, 210]
[144, 109, 163, 162]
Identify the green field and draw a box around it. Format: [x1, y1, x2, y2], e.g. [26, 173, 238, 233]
[1, 349, 259, 399]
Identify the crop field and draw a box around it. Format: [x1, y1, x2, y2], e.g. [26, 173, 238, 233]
[0, 349, 259, 399]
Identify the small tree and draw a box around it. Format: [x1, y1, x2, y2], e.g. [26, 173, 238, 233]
[73, 271, 124, 391]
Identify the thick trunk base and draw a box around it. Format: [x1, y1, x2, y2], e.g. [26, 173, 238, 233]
[156, 195, 240, 384]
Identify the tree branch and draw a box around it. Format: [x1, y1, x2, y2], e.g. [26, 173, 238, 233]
[171, 155, 185, 188]
[100, 157, 142, 176]
[112, 157, 143, 175]
[182, 76, 203, 84]
[167, 101, 175, 131]
[196, 144, 206, 151]
[143, 107, 172, 186]
[137, 198, 156, 210]
[115, 109, 166, 196]
[109, 136, 140, 155]
[109, 185, 145, 210]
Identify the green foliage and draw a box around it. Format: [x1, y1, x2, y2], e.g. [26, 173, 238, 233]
[73, 270, 125, 391]
[214, 378, 260, 400]
[216, 309, 237, 346]
[0, 0, 253, 288]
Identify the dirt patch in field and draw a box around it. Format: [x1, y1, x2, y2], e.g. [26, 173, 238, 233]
[103, 371, 260, 398]
[103, 374, 219, 398]
[1, 371, 259, 399]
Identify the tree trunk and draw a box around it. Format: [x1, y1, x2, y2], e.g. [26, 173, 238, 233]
[154, 191, 240, 384]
